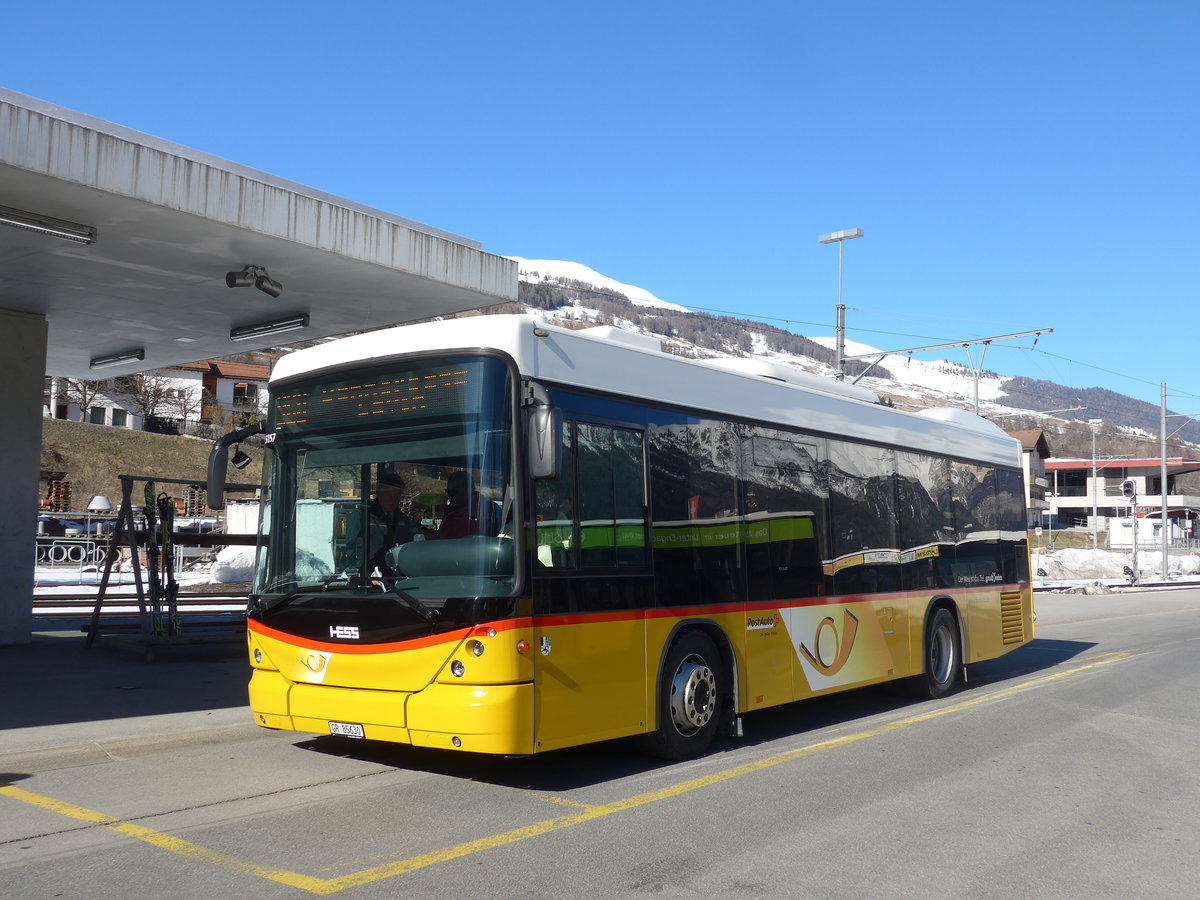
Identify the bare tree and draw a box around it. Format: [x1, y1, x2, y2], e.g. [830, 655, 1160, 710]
[60, 378, 111, 421]
[114, 372, 173, 426]
[164, 384, 202, 427]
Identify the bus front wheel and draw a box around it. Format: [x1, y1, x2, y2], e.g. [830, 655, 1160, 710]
[642, 631, 723, 760]
[910, 607, 960, 700]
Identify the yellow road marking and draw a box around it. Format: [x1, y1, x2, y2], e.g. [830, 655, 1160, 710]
[2, 651, 1131, 895]
[0, 784, 327, 894]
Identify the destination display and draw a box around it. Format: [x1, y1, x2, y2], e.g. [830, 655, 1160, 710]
[274, 366, 474, 429]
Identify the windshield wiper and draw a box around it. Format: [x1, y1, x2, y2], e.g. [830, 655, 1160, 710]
[252, 576, 438, 623]
[377, 579, 439, 623]
[253, 576, 366, 614]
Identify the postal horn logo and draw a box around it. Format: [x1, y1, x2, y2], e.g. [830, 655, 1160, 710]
[301, 653, 328, 673]
[799, 610, 859, 676]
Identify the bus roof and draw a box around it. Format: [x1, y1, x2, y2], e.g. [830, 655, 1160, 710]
[271, 315, 1021, 468]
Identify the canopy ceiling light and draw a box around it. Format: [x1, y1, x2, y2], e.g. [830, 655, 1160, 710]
[229, 313, 310, 342]
[0, 204, 96, 244]
[89, 348, 146, 370]
[225, 264, 283, 298]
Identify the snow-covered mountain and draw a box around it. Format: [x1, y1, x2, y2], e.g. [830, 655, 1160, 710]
[507, 257, 687, 312]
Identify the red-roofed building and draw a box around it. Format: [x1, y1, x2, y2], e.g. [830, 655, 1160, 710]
[170, 360, 272, 430]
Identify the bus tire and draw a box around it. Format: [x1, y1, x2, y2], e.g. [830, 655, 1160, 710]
[910, 606, 960, 700]
[642, 631, 723, 761]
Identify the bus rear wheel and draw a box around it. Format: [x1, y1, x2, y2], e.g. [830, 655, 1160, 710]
[910, 607, 960, 700]
[642, 631, 723, 760]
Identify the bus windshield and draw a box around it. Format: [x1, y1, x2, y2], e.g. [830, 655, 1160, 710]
[253, 355, 516, 635]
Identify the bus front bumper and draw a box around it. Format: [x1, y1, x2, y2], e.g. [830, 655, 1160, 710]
[249, 669, 535, 755]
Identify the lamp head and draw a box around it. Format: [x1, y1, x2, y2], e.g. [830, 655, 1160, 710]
[225, 268, 255, 288]
[254, 273, 283, 298]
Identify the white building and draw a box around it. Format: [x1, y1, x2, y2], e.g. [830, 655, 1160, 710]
[45, 359, 271, 433]
[1045, 457, 1200, 545]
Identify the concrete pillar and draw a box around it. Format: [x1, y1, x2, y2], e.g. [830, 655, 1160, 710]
[0, 309, 47, 644]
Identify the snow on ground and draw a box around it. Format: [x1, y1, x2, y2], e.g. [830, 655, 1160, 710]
[509, 257, 688, 311]
[33, 545, 258, 594]
[211, 546, 257, 583]
[1032, 546, 1200, 588]
[34, 567, 214, 592]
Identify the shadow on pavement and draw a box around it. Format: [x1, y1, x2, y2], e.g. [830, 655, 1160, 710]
[295, 637, 1098, 792]
[0, 630, 247, 731]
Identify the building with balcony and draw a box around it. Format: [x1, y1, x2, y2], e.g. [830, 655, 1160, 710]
[1044, 457, 1200, 545]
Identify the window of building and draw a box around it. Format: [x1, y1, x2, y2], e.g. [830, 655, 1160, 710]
[89, 407, 106, 425]
[233, 383, 259, 404]
[111, 409, 128, 428]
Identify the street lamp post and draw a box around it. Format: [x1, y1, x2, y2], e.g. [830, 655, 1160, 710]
[1089, 419, 1103, 550]
[818, 228, 864, 381]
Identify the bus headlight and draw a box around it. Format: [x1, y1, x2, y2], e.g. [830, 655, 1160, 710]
[451, 660, 465, 678]
[467, 639, 485, 657]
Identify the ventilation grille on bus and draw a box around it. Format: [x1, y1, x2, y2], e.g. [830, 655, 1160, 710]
[1000, 591, 1025, 645]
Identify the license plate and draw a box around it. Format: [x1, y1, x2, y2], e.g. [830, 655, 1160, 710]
[328, 721, 365, 739]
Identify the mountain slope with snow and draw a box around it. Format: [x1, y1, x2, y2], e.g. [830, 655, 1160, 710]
[507, 257, 688, 312]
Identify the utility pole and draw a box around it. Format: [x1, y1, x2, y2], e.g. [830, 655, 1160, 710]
[1161, 383, 1170, 578]
[1090, 419, 1102, 550]
[818, 228, 863, 381]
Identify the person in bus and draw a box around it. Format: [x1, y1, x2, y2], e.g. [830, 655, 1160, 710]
[346, 469, 422, 577]
[437, 470, 499, 538]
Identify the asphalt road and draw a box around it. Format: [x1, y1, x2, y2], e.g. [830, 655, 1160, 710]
[2, 589, 1198, 899]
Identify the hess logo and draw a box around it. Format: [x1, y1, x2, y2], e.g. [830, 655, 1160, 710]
[330, 625, 359, 640]
[799, 610, 859, 676]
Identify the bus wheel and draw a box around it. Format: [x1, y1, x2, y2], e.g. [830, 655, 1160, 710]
[643, 631, 722, 760]
[910, 607, 960, 700]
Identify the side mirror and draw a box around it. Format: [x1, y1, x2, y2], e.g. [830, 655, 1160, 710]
[207, 421, 265, 510]
[527, 405, 562, 480]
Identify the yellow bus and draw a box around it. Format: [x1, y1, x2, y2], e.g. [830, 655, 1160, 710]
[209, 315, 1033, 760]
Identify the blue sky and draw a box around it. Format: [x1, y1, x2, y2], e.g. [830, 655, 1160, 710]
[5, 1, 1196, 409]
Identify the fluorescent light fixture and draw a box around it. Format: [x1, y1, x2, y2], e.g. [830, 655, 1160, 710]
[90, 348, 145, 370]
[0, 204, 97, 244]
[818, 228, 864, 244]
[230, 313, 310, 342]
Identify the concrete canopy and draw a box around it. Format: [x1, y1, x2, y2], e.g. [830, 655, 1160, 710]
[0, 88, 517, 644]
[0, 88, 517, 378]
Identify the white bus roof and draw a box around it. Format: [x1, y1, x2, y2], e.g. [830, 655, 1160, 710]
[271, 315, 1021, 468]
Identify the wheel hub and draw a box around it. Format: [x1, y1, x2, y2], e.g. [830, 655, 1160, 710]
[670, 656, 716, 732]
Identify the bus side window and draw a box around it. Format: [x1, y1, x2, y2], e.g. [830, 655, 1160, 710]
[535, 422, 575, 568]
[577, 423, 648, 569]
